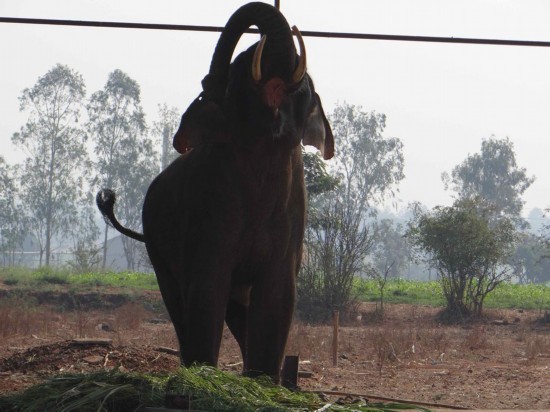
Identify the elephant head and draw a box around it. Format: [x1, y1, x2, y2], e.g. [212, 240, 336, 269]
[173, 1, 334, 160]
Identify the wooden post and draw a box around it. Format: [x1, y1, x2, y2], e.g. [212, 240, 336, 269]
[332, 310, 339, 367]
[281, 355, 299, 390]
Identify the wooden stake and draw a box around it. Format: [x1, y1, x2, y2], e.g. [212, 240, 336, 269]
[281, 355, 299, 390]
[332, 310, 339, 367]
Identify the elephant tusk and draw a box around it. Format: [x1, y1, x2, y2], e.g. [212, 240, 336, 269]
[252, 35, 267, 82]
[291, 26, 307, 84]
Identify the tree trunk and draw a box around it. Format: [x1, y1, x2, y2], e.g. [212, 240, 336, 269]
[161, 125, 171, 170]
[45, 233, 50, 266]
[101, 224, 109, 270]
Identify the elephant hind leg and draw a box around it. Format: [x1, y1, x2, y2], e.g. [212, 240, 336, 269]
[148, 258, 187, 362]
[225, 298, 248, 370]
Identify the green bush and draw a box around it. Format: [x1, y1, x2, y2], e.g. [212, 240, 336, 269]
[2, 276, 19, 286]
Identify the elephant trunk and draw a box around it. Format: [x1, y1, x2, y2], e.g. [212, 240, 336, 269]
[202, 2, 296, 103]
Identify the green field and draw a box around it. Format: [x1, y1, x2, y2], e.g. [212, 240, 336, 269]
[0, 267, 159, 291]
[354, 278, 550, 310]
[1, 267, 548, 311]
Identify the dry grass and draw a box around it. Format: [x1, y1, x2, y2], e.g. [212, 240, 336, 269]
[286, 321, 456, 373]
[0, 300, 165, 344]
[111, 302, 150, 331]
[0, 298, 55, 338]
[461, 325, 492, 350]
[525, 335, 550, 362]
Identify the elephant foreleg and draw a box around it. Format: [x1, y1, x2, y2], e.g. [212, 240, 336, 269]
[178, 274, 232, 367]
[245, 261, 296, 383]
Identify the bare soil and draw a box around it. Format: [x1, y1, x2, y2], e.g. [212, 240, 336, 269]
[0, 291, 548, 409]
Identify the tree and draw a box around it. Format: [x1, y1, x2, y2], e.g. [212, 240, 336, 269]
[63, 193, 101, 272]
[443, 136, 535, 225]
[298, 102, 405, 321]
[12, 64, 92, 266]
[329, 102, 405, 214]
[408, 198, 517, 318]
[152, 103, 181, 170]
[88, 69, 158, 270]
[371, 219, 411, 279]
[510, 232, 550, 284]
[299, 197, 374, 321]
[538, 209, 550, 279]
[0, 158, 26, 265]
[303, 149, 339, 199]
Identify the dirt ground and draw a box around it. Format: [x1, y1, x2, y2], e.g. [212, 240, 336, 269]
[0, 292, 548, 410]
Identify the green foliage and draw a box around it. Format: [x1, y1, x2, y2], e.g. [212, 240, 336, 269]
[2, 275, 19, 286]
[12, 63, 94, 267]
[483, 282, 550, 310]
[300, 102, 405, 322]
[0, 367, 428, 412]
[69, 271, 159, 290]
[354, 278, 445, 306]
[371, 219, 412, 280]
[153, 103, 181, 169]
[329, 102, 404, 212]
[299, 198, 373, 322]
[37, 272, 70, 285]
[407, 198, 518, 318]
[0, 157, 26, 260]
[2, 267, 545, 312]
[443, 136, 535, 224]
[0, 370, 165, 412]
[68, 242, 102, 274]
[87, 69, 159, 271]
[353, 278, 550, 310]
[509, 232, 550, 284]
[0, 267, 159, 291]
[303, 149, 339, 198]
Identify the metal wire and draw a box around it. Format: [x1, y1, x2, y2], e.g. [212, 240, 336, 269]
[1, 16, 550, 48]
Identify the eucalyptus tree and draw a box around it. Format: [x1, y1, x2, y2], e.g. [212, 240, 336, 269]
[511, 232, 550, 284]
[371, 218, 411, 280]
[0, 158, 26, 265]
[153, 103, 181, 170]
[12, 64, 91, 266]
[329, 102, 405, 215]
[88, 69, 158, 270]
[443, 136, 534, 226]
[298, 102, 405, 320]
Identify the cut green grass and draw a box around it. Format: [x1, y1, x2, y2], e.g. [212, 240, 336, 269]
[0, 367, 430, 412]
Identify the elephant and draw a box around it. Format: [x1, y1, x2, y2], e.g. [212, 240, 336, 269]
[96, 2, 333, 383]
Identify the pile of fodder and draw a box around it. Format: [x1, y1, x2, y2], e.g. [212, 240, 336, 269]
[0, 366, 429, 411]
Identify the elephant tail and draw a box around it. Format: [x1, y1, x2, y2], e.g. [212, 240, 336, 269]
[96, 189, 145, 243]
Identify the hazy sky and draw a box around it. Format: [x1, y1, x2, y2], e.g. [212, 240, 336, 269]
[1, 0, 550, 223]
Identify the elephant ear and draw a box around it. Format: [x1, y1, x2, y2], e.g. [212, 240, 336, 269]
[302, 93, 334, 160]
[173, 93, 228, 153]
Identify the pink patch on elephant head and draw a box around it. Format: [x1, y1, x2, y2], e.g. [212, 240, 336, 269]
[262, 78, 287, 109]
